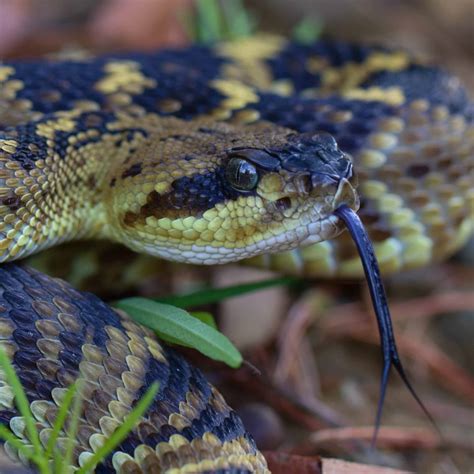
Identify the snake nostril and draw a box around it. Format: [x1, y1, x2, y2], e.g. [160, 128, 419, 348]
[334, 178, 359, 211]
[275, 197, 292, 212]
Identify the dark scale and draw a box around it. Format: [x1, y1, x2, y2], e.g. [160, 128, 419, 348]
[149, 351, 193, 419]
[0, 410, 17, 426]
[362, 64, 472, 115]
[214, 411, 247, 443]
[189, 366, 212, 397]
[13, 349, 42, 371]
[4, 110, 144, 170]
[115, 45, 226, 83]
[121, 162, 142, 179]
[58, 330, 85, 351]
[5, 60, 107, 115]
[1, 110, 130, 167]
[5, 47, 227, 121]
[130, 75, 226, 120]
[265, 40, 377, 92]
[35, 379, 58, 400]
[251, 93, 396, 154]
[156, 424, 181, 444]
[136, 348, 182, 418]
[58, 348, 83, 369]
[11, 328, 41, 348]
[8, 309, 38, 326]
[137, 169, 246, 221]
[0, 124, 50, 166]
[55, 111, 149, 159]
[106, 433, 143, 471]
[17, 369, 41, 393]
[2, 291, 32, 310]
[140, 354, 171, 396]
[111, 46, 227, 119]
[181, 408, 215, 442]
[95, 463, 115, 474]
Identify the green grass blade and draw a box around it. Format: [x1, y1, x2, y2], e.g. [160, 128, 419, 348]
[76, 382, 159, 474]
[0, 425, 38, 463]
[115, 298, 242, 368]
[56, 380, 83, 473]
[195, 0, 223, 43]
[0, 348, 43, 458]
[293, 18, 323, 44]
[155, 276, 298, 308]
[187, 0, 256, 42]
[44, 382, 77, 461]
[222, 0, 256, 38]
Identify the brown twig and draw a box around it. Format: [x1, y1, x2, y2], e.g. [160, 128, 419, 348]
[319, 290, 474, 401]
[227, 369, 346, 430]
[274, 291, 329, 386]
[322, 290, 474, 334]
[263, 452, 413, 474]
[332, 324, 474, 401]
[310, 426, 473, 451]
[263, 452, 322, 474]
[320, 457, 410, 474]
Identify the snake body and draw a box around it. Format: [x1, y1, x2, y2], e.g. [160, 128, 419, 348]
[1, 36, 472, 275]
[0, 264, 267, 473]
[0, 37, 473, 472]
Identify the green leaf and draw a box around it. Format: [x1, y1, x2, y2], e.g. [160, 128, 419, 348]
[76, 382, 159, 474]
[155, 276, 298, 308]
[155, 311, 217, 347]
[190, 311, 217, 329]
[115, 298, 242, 368]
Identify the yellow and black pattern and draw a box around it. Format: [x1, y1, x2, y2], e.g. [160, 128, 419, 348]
[0, 264, 269, 473]
[0, 36, 473, 473]
[0, 111, 357, 265]
[0, 36, 472, 276]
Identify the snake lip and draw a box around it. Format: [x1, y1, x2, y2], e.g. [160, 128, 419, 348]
[333, 177, 360, 212]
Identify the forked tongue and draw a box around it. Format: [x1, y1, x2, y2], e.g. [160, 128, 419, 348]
[334, 204, 439, 446]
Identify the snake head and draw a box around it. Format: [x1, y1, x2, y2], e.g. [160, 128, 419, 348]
[223, 130, 359, 245]
[105, 122, 359, 264]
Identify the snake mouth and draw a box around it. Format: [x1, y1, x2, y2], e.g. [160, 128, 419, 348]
[282, 182, 356, 252]
[332, 176, 359, 212]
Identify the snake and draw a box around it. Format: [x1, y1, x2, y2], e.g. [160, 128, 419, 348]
[0, 35, 473, 472]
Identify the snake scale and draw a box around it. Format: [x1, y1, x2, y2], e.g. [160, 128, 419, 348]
[0, 36, 473, 472]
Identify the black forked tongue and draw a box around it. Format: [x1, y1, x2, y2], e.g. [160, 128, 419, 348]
[335, 205, 440, 446]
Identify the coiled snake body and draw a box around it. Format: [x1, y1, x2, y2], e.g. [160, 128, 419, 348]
[0, 36, 472, 472]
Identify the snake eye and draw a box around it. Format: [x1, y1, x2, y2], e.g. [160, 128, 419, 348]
[225, 158, 259, 192]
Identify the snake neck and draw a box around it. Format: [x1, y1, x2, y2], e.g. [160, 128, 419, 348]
[0, 110, 152, 262]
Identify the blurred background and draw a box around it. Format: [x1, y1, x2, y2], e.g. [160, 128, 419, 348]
[0, 1, 472, 473]
[1, 0, 473, 91]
